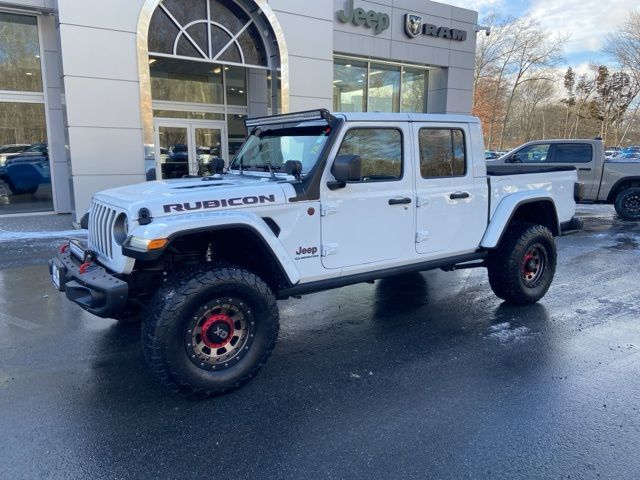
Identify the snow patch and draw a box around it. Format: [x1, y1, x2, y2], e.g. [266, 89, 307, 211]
[486, 322, 533, 343]
[0, 230, 87, 243]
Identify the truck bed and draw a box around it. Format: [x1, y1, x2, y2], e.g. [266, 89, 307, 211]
[487, 167, 578, 230]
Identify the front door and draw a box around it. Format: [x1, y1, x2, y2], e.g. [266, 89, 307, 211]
[320, 124, 415, 269]
[153, 120, 228, 180]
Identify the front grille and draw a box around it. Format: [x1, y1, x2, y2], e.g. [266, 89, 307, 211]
[88, 201, 118, 261]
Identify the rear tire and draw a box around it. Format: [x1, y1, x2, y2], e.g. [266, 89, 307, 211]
[141, 266, 279, 398]
[487, 223, 557, 305]
[614, 186, 640, 221]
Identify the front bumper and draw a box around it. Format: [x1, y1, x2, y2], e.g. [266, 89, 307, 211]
[48, 240, 128, 318]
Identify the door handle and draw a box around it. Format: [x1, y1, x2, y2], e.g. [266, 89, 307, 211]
[389, 197, 412, 205]
[578, 168, 592, 171]
[449, 192, 470, 200]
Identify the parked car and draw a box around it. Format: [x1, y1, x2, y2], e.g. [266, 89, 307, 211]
[50, 109, 579, 397]
[0, 159, 50, 195]
[5, 142, 48, 166]
[144, 144, 168, 181]
[0, 144, 31, 166]
[160, 144, 189, 178]
[489, 138, 640, 220]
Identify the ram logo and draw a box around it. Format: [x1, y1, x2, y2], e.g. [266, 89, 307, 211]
[405, 14, 423, 38]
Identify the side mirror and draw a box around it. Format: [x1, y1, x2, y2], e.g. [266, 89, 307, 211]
[328, 155, 362, 190]
[285, 160, 302, 179]
[332, 155, 362, 181]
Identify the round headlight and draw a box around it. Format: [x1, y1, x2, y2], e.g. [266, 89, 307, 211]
[113, 213, 129, 245]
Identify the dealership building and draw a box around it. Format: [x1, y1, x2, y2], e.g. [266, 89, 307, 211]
[0, 0, 478, 219]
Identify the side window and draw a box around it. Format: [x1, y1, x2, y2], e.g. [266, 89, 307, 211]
[336, 128, 402, 181]
[419, 128, 466, 178]
[552, 143, 592, 163]
[512, 144, 550, 163]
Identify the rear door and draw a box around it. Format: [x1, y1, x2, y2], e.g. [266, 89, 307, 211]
[413, 124, 487, 256]
[548, 143, 597, 198]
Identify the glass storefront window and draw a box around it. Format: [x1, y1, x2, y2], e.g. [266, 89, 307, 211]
[153, 110, 224, 120]
[0, 102, 52, 214]
[0, 13, 43, 93]
[333, 57, 430, 113]
[225, 66, 247, 106]
[150, 56, 224, 104]
[401, 68, 428, 113]
[267, 73, 282, 114]
[227, 114, 247, 159]
[333, 59, 368, 112]
[368, 63, 400, 113]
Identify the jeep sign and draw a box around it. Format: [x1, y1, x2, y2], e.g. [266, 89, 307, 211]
[404, 13, 467, 41]
[336, 0, 390, 35]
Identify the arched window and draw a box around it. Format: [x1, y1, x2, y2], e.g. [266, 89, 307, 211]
[148, 0, 274, 69]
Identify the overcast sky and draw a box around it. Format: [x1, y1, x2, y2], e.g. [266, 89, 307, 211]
[447, 0, 638, 72]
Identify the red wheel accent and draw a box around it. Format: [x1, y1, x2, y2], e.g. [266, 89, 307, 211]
[200, 314, 235, 349]
[520, 247, 544, 285]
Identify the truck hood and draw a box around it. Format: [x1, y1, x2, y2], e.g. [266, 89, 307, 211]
[93, 172, 293, 219]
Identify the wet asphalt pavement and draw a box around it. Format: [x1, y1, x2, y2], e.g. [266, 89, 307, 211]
[1, 206, 639, 479]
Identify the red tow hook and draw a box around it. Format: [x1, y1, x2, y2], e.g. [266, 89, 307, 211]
[79, 262, 92, 274]
[59, 243, 69, 254]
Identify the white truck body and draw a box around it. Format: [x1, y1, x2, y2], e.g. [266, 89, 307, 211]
[88, 113, 576, 287]
[50, 110, 580, 397]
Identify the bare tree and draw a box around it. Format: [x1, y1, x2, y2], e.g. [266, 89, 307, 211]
[497, 17, 566, 149]
[604, 10, 640, 145]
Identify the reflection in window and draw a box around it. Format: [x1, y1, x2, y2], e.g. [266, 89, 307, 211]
[333, 57, 430, 113]
[150, 56, 224, 104]
[153, 110, 224, 120]
[0, 102, 52, 213]
[225, 66, 247, 106]
[267, 73, 282, 113]
[227, 114, 247, 159]
[333, 59, 367, 112]
[337, 129, 402, 181]
[401, 68, 427, 113]
[419, 129, 466, 178]
[368, 63, 400, 113]
[0, 13, 43, 93]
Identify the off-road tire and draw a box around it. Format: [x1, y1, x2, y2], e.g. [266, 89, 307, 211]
[141, 266, 279, 398]
[487, 222, 557, 305]
[614, 186, 640, 221]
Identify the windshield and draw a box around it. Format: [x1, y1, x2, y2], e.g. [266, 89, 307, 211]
[230, 126, 331, 175]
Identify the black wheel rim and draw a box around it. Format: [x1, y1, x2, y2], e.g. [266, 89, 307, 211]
[520, 244, 546, 288]
[184, 297, 255, 371]
[622, 192, 640, 215]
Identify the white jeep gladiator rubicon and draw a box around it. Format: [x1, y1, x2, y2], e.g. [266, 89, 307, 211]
[50, 110, 581, 397]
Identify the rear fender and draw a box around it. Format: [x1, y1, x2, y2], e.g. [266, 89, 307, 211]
[481, 192, 559, 249]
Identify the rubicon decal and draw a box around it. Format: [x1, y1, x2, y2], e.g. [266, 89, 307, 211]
[163, 195, 276, 213]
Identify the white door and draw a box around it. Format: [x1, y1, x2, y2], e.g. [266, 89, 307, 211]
[413, 124, 487, 256]
[321, 124, 415, 269]
[153, 120, 228, 180]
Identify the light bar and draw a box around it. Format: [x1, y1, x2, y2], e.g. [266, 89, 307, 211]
[245, 109, 334, 128]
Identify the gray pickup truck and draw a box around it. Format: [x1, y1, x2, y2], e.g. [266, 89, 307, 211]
[489, 139, 640, 220]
